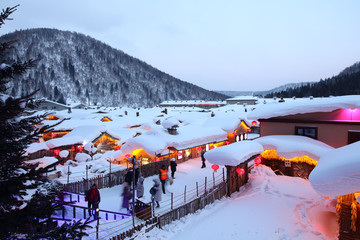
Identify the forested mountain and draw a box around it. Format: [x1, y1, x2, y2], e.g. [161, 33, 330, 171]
[266, 61, 360, 98]
[1, 28, 227, 107]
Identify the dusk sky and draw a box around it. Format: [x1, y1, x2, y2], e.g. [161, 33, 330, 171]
[1, 0, 360, 91]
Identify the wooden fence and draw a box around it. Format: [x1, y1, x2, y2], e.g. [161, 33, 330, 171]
[63, 159, 169, 193]
[106, 174, 227, 240]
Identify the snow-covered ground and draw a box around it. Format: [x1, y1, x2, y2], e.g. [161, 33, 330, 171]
[77, 158, 337, 240]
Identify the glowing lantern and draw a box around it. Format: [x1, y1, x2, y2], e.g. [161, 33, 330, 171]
[52, 133, 56, 138]
[252, 121, 257, 126]
[116, 146, 121, 150]
[196, 147, 202, 151]
[53, 149, 60, 155]
[211, 164, 219, 172]
[236, 168, 245, 176]
[225, 141, 230, 145]
[71, 146, 75, 151]
[233, 131, 237, 136]
[247, 128, 252, 133]
[77, 145, 83, 151]
[177, 152, 182, 156]
[210, 146, 215, 150]
[125, 154, 131, 158]
[254, 156, 261, 165]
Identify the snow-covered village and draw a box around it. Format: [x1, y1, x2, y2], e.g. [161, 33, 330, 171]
[1, 1, 360, 240]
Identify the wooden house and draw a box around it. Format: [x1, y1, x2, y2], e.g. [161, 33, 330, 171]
[248, 96, 360, 148]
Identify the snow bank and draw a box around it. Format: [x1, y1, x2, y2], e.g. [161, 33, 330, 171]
[204, 140, 263, 166]
[75, 153, 91, 162]
[309, 141, 360, 197]
[26, 142, 49, 154]
[253, 135, 334, 160]
[26, 156, 58, 169]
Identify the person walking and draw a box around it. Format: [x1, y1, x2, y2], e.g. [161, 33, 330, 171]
[201, 150, 206, 168]
[136, 176, 144, 199]
[150, 179, 161, 208]
[170, 158, 177, 178]
[121, 183, 131, 213]
[86, 183, 101, 218]
[159, 164, 168, 194]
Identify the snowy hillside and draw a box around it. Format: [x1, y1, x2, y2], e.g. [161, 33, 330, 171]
[1, 28, 227, 107]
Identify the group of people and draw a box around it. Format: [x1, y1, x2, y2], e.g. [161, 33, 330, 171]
[85, 153, 207, 215]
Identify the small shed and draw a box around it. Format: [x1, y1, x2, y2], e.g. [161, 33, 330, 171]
[204, 140, 263, 196]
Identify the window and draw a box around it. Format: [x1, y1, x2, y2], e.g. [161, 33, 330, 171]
[295, 127, 317, 139]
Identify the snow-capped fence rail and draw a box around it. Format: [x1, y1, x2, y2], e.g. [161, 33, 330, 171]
[63, 159, 169, 193]
[101, 171, 226, 240]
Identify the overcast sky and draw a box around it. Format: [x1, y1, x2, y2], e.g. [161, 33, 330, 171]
[1, 0, 360, 91]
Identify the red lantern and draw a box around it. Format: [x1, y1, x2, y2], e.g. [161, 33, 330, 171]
[236, 168, 245, 176]
[210, 146, 215, 150]
[125, 154, 131, 158]
[116, 146, 121, 150]
[247, 128, 252, 133]
[225, 141, 230, 145]
[53, 149, 60, 155]
[254, 156, 261, 165]
[71, 146, 75, 151]
[77, 145, 83, 151]
[252, 121, 257, 126]
[211, 164, 219, 172]
[177, 152, 182, 156]
[51, 133, 56, 138]
[233, 131, 237, 135]
[196, 147, 202, 151]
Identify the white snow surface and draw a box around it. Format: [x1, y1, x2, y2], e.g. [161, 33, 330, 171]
[204, 140, 263, 166]
[309, 140, 360, 197]
[26, 142, 49, 154]
[253, 135, 334, 160]
[161, 117, 180, 129]
[93, 162, 336, 240]
[248, 95, 360, 120]
[59, 150, 69, 158]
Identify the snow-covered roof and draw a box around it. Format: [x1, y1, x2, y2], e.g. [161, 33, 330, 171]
[46, 136, 84, 148]
[159, 100, 226, 105]
[309, 141, 360, 197]
[253, 135, 334, 160]
[204, 140, 264, 166]
[226, 96, 258, 101]
[26, 142, 49, 154]
[26, 156, 58, 169]
[248, 95, 360, 120]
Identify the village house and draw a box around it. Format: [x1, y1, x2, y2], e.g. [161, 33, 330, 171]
[247, 95, 360, 148]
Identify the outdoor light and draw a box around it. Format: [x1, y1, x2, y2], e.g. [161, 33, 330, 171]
[125, 154, 131, 158]
[196, 147, 202, 151]
[236, 168, 245, 176]
[211, 164, 219, 172]
[232, 131, 237, 135]
[210, 146, 215, 150]
[252, 121, 257, 126]
[77, 145, 83, 151]
[177, 152, 182, 156]
[254, 156, 261, 165]
[53, 149, 60, 155]
[225, 141, 230, 145]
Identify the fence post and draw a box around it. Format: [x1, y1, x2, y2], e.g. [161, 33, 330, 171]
[96, 215, 100, 240]
[196, 182, 199, 197]
[213, 172, 215, 188]
[109, 159, 112, 188]
[222, 168, 225, 183]
[67, 165, 70, 184]
[184, 185, 187, 203]
[171, 192, 173, 210]
[205, 177, 207, 194]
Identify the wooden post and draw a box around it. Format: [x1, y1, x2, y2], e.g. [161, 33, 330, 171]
[67, 166, 70, 184]
[171, 193, 173, 210]
[83, 208, 86, 219]
[222, 168, 225, 183]
[205, 177, 207, 194]
[196, 182, 199, 197]
[184, 185, 187, 203]
[109, 159, 112, 188]
[73, 206, 76, 218]
[96, 215, 100, 240]
[213, 172, 215, 188]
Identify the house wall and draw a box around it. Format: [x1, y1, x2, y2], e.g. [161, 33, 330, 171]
[260, 121, 360, 148]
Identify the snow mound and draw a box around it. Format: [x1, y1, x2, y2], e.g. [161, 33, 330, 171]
[75, 153, 91, 162]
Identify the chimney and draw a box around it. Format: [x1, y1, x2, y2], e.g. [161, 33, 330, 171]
[168, 127, 178, 135]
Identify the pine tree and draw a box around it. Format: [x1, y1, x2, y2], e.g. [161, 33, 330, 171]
[0, 6, 88, 239]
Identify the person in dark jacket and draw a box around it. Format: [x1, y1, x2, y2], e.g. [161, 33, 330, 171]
[170, 158, 177, 178]
[86, 183, 101, 217]
[125, 168, 133, 189]
[201, 150, 206, 168]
